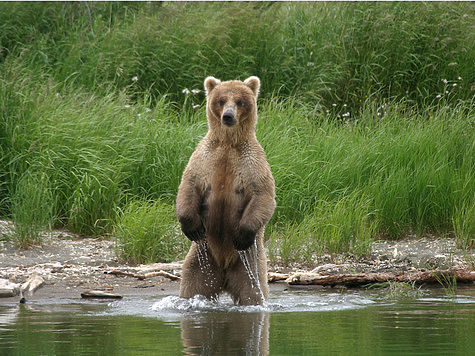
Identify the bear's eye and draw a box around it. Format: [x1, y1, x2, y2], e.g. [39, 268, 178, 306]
[219, 99, 225, 107]
[236, 100, 242, 107]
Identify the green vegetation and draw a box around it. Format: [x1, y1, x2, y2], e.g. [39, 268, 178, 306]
[114, 200, 190, 264]
[0, 2, 473, 263]
[364, 281, 425, 299]
[265, 100, 473, 263]
[433, 271, 458, 296]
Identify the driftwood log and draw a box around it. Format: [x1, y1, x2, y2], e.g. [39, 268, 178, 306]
[282, 269, 475, 286]
[106, 269, 181, 281]
[136, 262, 183, 273]
[268, 272, 291, 282]
[81, 290, 123, 299]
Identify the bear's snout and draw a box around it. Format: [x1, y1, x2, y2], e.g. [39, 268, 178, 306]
[222, 110, 236, 127]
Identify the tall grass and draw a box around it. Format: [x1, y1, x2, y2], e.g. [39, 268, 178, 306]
[0, 61, 204, 238]
[259, 97, 474, 261]
[0, 2, 472, 109]
[114, 200, 190, 264]
[10, 170, 55, 248]
[1, 59, 473, 258]
[0, 2, 473, 261]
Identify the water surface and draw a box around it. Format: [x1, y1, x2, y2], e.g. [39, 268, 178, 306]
[1, 287, 473, 355]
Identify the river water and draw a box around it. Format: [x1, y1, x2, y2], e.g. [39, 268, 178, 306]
[1, 287, 474, 355]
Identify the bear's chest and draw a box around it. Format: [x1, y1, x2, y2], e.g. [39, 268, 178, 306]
[211, 154, 238, 194]
[199, 150, 250, 234]
[199, 147, 251, 195]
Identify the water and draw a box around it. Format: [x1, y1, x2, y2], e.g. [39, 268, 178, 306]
[1, 287, 474, 355]
[238, 240, 266, 303]
[195, 241, 216, 291]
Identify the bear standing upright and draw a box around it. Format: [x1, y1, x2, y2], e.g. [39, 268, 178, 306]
[176, 76, 275, 305]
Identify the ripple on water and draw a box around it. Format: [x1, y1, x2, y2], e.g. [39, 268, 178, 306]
[85, 287, 475, 322]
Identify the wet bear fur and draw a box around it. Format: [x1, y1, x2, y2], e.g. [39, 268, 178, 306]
[176, 76, 275, 305]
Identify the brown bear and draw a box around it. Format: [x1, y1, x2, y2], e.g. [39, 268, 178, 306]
[176, 76, 275, 306]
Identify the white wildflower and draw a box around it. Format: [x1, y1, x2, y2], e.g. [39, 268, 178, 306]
[132, 76, 138, 82]
[182, 88, 191, 95]
[124, 104, 131, 108]
[145, 108, 152, 113]
[55, 93, 61, 98]
[457, 76, 462, 80]
[436, 94, 442, 99]
[192, 104, 200, 109]
[342, 112, 350, 117]
[332, 103, 337, 107]
[191, 89, 201, 94]
[441, 79, 448, 84]
[452, 83, 457, 87]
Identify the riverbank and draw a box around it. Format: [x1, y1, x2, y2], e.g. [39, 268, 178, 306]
[1, 219, 473, 303]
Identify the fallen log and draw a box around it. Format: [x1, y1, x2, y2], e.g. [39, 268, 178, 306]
[268, 272, 291, 282]
[136, 262, 183, 273]
[285, 269, 475, 286]
[81, 290, 123, 299]
[20, 274, 44, 304]
[141, 271, 181, 281]
[106, 269, 181, 281]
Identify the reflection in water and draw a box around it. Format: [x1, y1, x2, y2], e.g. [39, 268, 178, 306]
[181, 312, 269, 355]
[0, 306, 19, 327]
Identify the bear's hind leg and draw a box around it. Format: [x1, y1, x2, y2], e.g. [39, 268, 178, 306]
[179, 242, 223, 301]
[226, 246, 268, 306]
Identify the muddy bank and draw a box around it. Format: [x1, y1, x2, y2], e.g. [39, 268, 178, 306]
[1, 219, 473, 302]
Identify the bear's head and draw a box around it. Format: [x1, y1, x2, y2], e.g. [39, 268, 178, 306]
[204, 76, 260, 143]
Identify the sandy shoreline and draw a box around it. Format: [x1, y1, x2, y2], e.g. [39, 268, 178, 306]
[1, 219, 473, 303]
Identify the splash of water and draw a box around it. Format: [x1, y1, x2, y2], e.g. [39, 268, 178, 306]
[152, 295, 213, 312]
[238, 240, 266, 303]
[151, 295, 270, 314]
[196, 241, 209, 269]
[195, 241, 218, 289]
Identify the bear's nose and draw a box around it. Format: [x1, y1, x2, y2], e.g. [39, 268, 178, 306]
[222, 112, 236, 126]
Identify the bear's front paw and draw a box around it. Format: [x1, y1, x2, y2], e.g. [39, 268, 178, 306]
[233, 227, 257, 251]
[179, 217, 205, 242]
[181, 224, 205, 242]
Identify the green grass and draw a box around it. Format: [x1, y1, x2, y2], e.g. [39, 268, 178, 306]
[0, 2, 473, 263]
[0, 2, 472, 109]
[114, 200, 190, 264]
[1, 63, 472, 260]
[261, 98, 474, 262]
[10, 170, 55, 248]
[432, 271, 458, 297]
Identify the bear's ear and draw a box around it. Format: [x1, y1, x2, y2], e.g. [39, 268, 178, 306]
[204, 76, 221, 96]
[244, 76, 260, 97]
